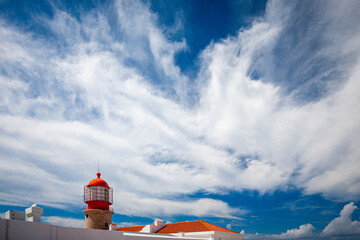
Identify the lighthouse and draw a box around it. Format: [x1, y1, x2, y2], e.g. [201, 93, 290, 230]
[83, 172, 114, 229]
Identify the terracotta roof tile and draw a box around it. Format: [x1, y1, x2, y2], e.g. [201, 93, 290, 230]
[202, 221, 239, 234]
[117, 225, 145, 232]
[156, 220, 239, 234]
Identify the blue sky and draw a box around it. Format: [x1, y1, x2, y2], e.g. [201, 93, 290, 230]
[1, 0, 360, 239]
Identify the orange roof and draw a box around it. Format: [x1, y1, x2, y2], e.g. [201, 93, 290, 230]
[117, 225, 145, 232]
[157, 220, 239, 234]
[87, 172, 110, 189]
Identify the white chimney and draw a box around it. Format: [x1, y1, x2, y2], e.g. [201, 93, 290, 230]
[25, 204, 43, 222]
[109, 224, 118, 231]
[154, 219, 164, 226]
[5, 210, 25, 221]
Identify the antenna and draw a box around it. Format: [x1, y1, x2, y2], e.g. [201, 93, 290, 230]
[98, 160, 100, 173]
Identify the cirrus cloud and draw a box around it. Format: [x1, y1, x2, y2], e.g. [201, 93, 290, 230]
[0, 0, 360, 221]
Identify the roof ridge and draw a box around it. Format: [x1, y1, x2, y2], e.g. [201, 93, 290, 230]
[117, 225, 146, 232]
[203, 221, 239, 234]
[166, 220, 202, 225]
[118, 225, 146, 228]
[200, 220, 213, 231]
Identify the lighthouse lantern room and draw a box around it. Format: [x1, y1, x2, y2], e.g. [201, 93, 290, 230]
[83, 172, 114, 230]
[84, 172, 113, 210]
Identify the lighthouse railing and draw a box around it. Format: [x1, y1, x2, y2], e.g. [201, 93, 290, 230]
[83, 206, 114, 212]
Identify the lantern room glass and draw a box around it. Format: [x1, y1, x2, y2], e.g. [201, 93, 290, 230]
[84, 186, 113, 204]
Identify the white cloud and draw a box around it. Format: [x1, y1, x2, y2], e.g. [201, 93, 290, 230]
[322, 202, 360, 236]
[114, 192, 244, 219]
[0, 0, 360, 219]
[113, 0, 189, 103]
[279, 224, 315, 239]
[42, 216, 84, 228]
[244, 224, 315, 239]
[117, 222, 145, 228]
[194, 0, 360, 199]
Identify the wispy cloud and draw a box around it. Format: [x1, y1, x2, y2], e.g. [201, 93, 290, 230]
[0, 0, 360, 222]
[42, 216, 84, 228]
[115, 193, 245, 219]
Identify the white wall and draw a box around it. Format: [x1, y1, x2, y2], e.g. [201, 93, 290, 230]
[0, 219, 208, 240]
[140, 220, 166, 233]
[179, 231, 243, 240]
[0, 219, 6, 240]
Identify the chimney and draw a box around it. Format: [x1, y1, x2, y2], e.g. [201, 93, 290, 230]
[5, 210, 25, 221]
[154, 219, 164, 226]
[109, 223, 118, 231]
[25, 204, 43, 222]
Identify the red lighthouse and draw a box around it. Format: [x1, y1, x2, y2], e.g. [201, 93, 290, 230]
[83, 172, 114, 229]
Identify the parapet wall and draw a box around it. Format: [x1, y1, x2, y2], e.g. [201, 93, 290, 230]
[0, 219, 207, 240]
[0, 219, 122, 240]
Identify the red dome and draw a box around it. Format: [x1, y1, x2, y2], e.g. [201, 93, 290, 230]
[87, 172, 110, 189]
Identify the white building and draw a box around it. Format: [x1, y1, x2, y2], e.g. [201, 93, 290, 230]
[4, 210, 25, 221]
[0, 217, 244, 240]
[118, 219, 243, 240]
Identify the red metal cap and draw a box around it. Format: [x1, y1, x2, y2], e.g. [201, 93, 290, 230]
[87, 172, 110, 189]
